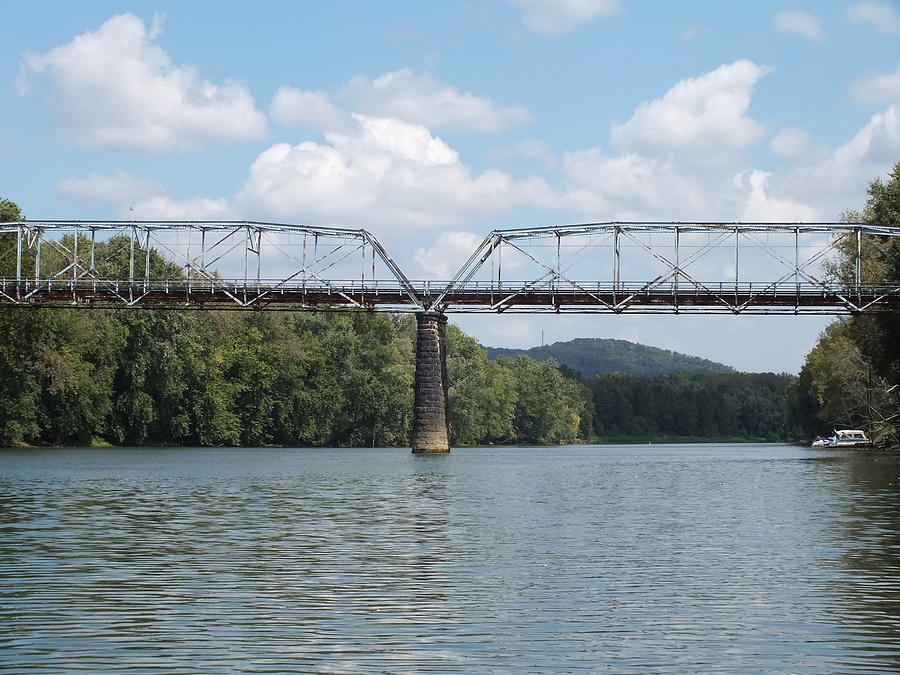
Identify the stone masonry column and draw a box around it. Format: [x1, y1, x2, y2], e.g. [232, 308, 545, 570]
[411, 311, 450, 453]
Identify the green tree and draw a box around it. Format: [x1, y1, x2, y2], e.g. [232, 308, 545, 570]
[446, 324, 515, 445]
[796, 163, 900, 442]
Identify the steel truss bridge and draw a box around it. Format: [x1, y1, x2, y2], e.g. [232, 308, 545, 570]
[1, 220, 899, 315]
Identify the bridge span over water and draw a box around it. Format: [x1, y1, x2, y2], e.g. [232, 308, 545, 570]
[1, 220, 899, 314]
[2, 219, 900, 451]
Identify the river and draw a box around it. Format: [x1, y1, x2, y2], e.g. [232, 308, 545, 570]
[1, 444, 899, 673]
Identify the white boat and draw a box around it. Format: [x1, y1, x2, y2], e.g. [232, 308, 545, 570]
[828, 429, 871, 448]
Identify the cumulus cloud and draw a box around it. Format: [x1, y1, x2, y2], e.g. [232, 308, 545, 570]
[773, 10, 825, 40]
[236, 114, 555, 229]
[414, 231, 485, 278]
[739, 170, 822, 221]
[270, 87, 354, 133]
[20, 13, 267, 151]
[558, 150, 715, 219]
[507, 0, 621, 34]
[767, 106, 900, 219]
[271, 69, 530, 135]
[850, 65, 900, 103]
[846, 1, 900, 33]
[610, 60, 769, 162]
[342, 69, 531, 133]
[769, 127, 825, 160]
[58, 170, 232, 219]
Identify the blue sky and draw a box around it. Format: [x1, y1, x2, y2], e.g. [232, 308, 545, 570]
[3, 0, 899, 372]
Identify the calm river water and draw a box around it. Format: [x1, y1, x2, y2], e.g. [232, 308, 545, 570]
[1, 444, 900, 673]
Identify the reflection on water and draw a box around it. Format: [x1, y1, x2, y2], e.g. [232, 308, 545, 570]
[1, 445, 899, 673]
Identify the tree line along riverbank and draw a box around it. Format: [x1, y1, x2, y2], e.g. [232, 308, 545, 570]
[0, 305, 801, 448]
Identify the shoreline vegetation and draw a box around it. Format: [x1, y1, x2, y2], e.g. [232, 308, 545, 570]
[1, 163, 898, 449]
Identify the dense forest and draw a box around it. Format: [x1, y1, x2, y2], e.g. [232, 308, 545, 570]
[1, 162, 898, 448]
[588, 372, 796, 442]
[486, 338, 734, 377]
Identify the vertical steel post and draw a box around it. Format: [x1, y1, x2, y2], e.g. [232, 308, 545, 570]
[184, 227, 192, 299]
[497, 237, 502, 293]
[734, 226, 739, 303]
[613, 226, 621, 298]
[129, 225, 136, 302]
[794, 226, 799, 306]
[313, 234, 318, 282]
[243, 226, 249, 303]
[555, 232, 561, 278]
[855, 227, 862, 296]
[553, 231, 561, 303]
[256, 229, 262, 293]
[490, 246, 495, 302]
[302, 233, 307, 297]
[90, 228, 96, 293]
[15, 225, 22, 299]
[72, 227, 78, 289]
[674, 227, 680, 302]
[143, 229, 151, 293]
[200, 228, 207, 292]
[34, 229, 41, 286]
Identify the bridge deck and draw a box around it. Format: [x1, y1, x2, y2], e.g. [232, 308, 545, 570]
[2, 279, 898, 314]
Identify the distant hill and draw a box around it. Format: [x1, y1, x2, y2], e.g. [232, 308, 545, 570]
[484, 338, 734, 377]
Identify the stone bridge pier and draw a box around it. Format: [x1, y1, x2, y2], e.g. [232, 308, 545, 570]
[411, 311, 450, 453]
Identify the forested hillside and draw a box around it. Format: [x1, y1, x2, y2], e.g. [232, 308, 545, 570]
[485, 338, 734, 377]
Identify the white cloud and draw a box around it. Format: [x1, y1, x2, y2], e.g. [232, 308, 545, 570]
[20, 13, 267, 151]
[773, 10, 825, 40]
[559, 150, 714, 219]
[58, 170, 232, 219]
[126, 196, 232, 220]
[835, 104, 900, 166]
[269, 87, 353, 132]
[272, 69, 531, 135]
[769, 127, 825, 160]
[507, 0, 621, 34]
[850, 65, 900, 103]
[846, 1, 900, 33]
[236, 114, 554, 229]
[342, 69, 531, 134]
[768, 106, 900, 219]
[610, 60, 769, 162]
[58, 170, 164, 204]
[739, 170, 821, 221]
[414, 231, 485, 278]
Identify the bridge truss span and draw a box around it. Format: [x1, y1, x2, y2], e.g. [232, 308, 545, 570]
[0, 220, 424, 311]
[427, 221, 900, 315]
[2, 220, 899, 315]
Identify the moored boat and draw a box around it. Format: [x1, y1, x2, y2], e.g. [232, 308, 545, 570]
[811, 429, 872, 448]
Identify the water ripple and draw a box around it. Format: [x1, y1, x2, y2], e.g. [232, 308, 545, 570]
[1, 445, 899, 672]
